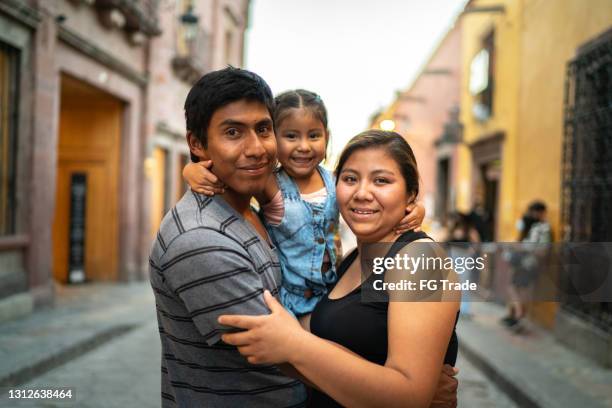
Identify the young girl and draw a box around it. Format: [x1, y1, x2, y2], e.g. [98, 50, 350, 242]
[183, 89, 425, 319]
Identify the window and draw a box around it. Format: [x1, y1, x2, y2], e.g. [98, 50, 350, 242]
[0, 42, 19, 236]
[469, 30, 495, 121]
[481, 30, 495, 115]
[561, 29, 612, 332]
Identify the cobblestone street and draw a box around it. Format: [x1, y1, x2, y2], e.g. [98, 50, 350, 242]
[456, 354, 517, 408]
[7, 322, 161, 408]
[4, 325, 517, 408]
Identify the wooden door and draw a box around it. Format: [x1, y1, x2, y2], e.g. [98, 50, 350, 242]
[52, 76, 122, 283]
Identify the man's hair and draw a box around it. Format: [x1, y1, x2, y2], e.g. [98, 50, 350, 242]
[184, 67, 275, 162]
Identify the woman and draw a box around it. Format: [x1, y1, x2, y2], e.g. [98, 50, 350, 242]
[219, 130, 460, 407]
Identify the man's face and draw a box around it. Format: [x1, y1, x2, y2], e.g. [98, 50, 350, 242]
[189, 99, 277, 196]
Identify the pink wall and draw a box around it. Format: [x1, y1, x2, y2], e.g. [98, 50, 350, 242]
[394, 21, 462, 219]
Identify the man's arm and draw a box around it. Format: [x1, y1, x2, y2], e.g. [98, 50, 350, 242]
[160, 229, 271, 345]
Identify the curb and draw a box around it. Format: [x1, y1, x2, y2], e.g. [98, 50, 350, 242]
[459, 341, 540, 408]
[0, 323, 138, 387]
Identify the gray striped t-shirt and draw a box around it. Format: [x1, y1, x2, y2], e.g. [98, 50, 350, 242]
[149, 191, 307, 407]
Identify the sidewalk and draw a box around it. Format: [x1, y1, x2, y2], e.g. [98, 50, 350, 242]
[0, 282, 156, 387]
[458, 301, 612, 408]
[3, 280, 611, 407]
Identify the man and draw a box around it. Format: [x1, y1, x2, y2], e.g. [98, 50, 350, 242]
[149, 67, 306, 407]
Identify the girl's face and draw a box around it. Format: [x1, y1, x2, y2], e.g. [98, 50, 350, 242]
[275, 108, 327, 180]
[336, 148, 412, 243]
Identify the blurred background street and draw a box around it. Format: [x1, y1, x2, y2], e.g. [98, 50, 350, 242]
[0, 0, 610, 406]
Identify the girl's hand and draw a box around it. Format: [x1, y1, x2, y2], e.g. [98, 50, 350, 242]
[218, 290, 307, 365]
[395, 201, 426, 234]
[183, 160, 226, 196]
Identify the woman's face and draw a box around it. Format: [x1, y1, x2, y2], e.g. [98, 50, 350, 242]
[275, 108, 327, 181]
[336, 148, 412, 243]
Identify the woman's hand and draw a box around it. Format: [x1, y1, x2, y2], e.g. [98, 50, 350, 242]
[218, 290, 307, 365]
[394, 201, 426, 234]
[183, 160, 226, 196]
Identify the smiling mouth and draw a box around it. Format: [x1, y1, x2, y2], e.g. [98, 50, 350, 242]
[290, 157, 314, 165]
[351, 208, 379, 215]
[239, 162, 269, 174]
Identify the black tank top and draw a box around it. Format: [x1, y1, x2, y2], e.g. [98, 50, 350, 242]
[309, 231, 459, 407]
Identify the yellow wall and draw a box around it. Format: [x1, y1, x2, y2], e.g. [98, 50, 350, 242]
[515, 0, 611, 327]
[458, 0, 522, 240]
[516, 0, 612, 240]
[458, 0, 612, 242]
[458, 0, 612, 326]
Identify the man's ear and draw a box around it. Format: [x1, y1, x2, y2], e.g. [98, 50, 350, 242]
[187, 131, 210, 161]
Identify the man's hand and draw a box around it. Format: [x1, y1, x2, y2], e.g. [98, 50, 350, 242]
[430, 364, 459, 408]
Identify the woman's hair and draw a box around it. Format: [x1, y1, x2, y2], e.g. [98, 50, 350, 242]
[273, 89, 329, 131]
[335, 130, 420, 200]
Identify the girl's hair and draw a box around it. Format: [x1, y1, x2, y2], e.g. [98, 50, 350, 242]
[273, 89, 329, 131]
[335, 130, 420, 200]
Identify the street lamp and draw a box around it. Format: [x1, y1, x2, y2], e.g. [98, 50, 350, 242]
[180, 4, 199, 41]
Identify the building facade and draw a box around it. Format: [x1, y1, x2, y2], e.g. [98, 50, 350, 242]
[0, 0, 250, 321]
[371, 0, 611, 364]
[146, 0, 249, 240]
[457, 0, 611, 363]
[371, 19, 463, 236]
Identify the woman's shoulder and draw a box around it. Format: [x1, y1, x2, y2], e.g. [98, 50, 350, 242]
[395, 230, 434, 244]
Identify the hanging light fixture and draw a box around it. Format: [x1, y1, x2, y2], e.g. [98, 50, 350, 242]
[180, 3, 199, 41]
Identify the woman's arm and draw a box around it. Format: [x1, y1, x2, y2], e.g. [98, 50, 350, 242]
[219, 291, 458, 408]
[277, 339, 362, 391]
[289, 302, 457, 408]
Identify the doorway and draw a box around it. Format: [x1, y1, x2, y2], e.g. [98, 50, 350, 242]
[52, 75, 122, 283]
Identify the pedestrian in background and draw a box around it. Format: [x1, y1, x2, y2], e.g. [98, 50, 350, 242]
[501, 200, 552, 331]
[446, 212, 481, 319]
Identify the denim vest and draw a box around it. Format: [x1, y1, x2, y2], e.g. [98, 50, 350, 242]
[264, 166, 339, 316]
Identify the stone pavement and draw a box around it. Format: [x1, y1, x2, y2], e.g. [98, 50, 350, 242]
[0, 282, 156, 388]
[456, 353, 517, 408]
[458, 301, 612, 408]
[3, 279, 607, 407]
[1, 320, 160, 408]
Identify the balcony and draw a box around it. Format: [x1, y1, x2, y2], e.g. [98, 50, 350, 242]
[172, 27, 212, 84]
[88, 0, 162, 39]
